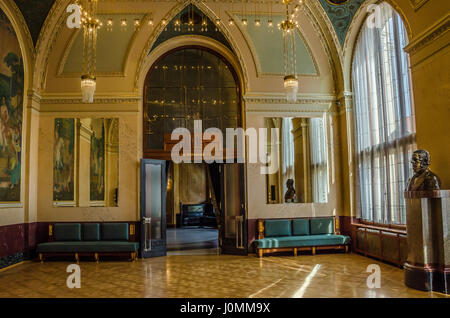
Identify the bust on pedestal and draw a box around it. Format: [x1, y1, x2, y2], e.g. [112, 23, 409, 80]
[404, 150, 449, 294]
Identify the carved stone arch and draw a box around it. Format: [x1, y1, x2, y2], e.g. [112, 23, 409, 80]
[0, 0, 35, 97]
[195, 1, 249, 91]
[133, 0, 250, 94]
[303, 0, 345, 93]
[342, 0, 413, 91]
[136, 35, 245, 97]
[308, 0, 345, 57]
[33, 0, 71, 92]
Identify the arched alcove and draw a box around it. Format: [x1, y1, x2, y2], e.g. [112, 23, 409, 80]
[142, 45, 242, 158]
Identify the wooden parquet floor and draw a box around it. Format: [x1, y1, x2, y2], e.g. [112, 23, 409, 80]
[0, 252, 447, 298]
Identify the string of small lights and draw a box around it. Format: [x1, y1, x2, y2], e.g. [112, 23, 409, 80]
[99, 1, 304, 33]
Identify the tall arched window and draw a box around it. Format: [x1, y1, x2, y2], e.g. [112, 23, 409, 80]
[352, 3, 415, 225]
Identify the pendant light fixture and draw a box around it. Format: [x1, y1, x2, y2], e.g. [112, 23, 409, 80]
[79, 0, 101, 103]
[281, 0, 299, 102]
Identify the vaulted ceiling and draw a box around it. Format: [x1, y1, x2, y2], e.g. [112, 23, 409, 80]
[13, 0, 365, 46]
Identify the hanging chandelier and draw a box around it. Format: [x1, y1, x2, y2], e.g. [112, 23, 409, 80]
[79, 0, 101, 103]
[280, 0, 299, 102]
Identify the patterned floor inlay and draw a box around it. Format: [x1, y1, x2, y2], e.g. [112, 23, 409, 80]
[0, 253, 447, 298]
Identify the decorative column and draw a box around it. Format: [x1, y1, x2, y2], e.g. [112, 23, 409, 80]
[104, 118, 119, 207]
[301, 118, 311, 203]
[404, 190, 449, 294]
[292, 118, 304, 203]
[78, 118, 92, 207]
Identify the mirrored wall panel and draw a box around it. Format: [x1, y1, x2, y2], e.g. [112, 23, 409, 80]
[53, 118, 119, 207]
[265, 117, 328, 204]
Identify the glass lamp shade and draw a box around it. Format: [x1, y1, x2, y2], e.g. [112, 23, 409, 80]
[81, 76, 96, 103]
[284, 75, 298, 102]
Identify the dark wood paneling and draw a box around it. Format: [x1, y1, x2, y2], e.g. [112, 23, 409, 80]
[247, 219, 257, 253]
[351, 221, 408, 267]
[0, 223, 25, 258]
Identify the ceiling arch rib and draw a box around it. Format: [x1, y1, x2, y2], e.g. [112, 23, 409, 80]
[134, 1, 250, 93]
[149, 4, 234, 53]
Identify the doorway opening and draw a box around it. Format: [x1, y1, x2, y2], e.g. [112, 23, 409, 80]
[166, 162, 219, 255]
[140, 46, 246, 258]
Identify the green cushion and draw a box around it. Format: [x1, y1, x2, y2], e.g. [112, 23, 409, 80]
[310, 218, 334, 235]
[102, 223, 129, 241]
[265, 220, 292, 237]
[255, 234, 350, 249]
[53, 223, 81, 241]
[292, 219, 310, 236]
[83, 223, 100, 241]
[37, 241, 139, 253]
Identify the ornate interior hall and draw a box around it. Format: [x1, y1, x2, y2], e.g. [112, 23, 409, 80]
[0, 0, 449, 299]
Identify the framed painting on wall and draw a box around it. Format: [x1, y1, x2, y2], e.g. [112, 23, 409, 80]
[0, 9, 24, 203]
[90, 118, 105, 204]
[53, 118, 75, 204]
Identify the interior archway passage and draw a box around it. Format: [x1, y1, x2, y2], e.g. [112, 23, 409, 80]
[143, 46, 242, 158]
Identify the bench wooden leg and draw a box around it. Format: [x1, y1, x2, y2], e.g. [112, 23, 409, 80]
[39, 253, 44, 264]
[75, 253, 79, 264]
[258, 249, 263, 258]
[345, 245, 349, 253]
[312, 247, 316, 255]
[94, 253, 99, 263]
[293, 248, 297, 257]
[135, 251, 138, 261]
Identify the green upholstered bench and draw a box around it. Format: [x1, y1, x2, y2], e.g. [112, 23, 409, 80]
[37, 223, 139, 263]
[254, 217, 350, 257]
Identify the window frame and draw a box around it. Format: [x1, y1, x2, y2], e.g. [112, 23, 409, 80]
[351, 3, 415, 227]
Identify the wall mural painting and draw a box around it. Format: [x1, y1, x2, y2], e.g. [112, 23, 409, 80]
[0, 10, 24, 202]
[90, 119, 105, 201]
[53, 118, 75, 201]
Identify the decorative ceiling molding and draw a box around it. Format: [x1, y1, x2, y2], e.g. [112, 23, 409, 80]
[39, 93, 141, 112]
[134, 0, 199, 91]
[33, 0, 69, 92]
[409, 0, 430, 11]
[309, 0, 343, 58]
[40, 12, 67, 90]
[149, 4, 233, 52]
[40, 94, 141, 105]
[245, 104, 337, 115]
[404, 13, 450, 55]
[244, 93, 336, 114]
[134, 1, 250, 93]
[302, 1, 339, 87]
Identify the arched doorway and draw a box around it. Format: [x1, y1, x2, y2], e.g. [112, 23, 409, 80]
[140, 46, 246, 257]
[143, 46, 242, 155]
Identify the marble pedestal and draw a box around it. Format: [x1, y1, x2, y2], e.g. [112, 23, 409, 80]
[404, 190, 449, 294]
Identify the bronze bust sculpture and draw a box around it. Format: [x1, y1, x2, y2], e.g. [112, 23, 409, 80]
[284, 179, 296, 203]
[406, 149, 441, 191]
